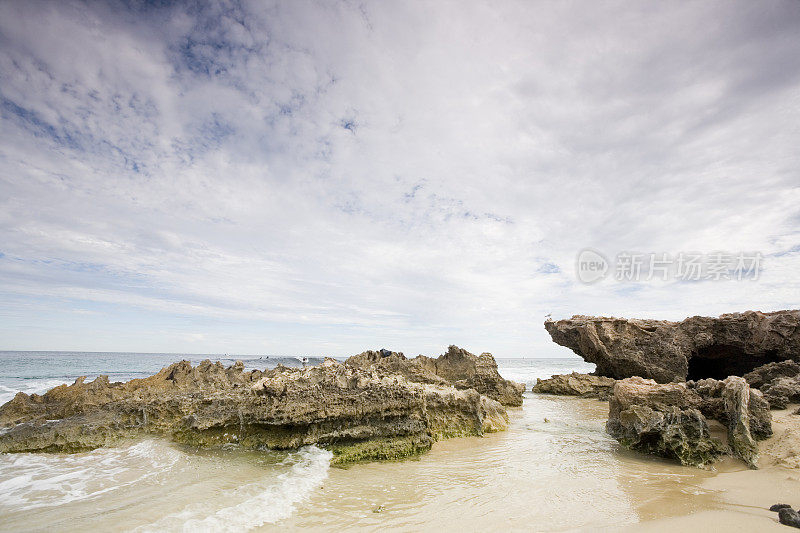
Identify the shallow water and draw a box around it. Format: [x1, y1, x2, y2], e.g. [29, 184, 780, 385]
[281, 394, 719, 532]
[0, 353, 739, 532]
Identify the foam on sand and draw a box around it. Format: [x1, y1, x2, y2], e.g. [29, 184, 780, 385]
[137, 445, 333, 532]
[0, 439, 181, 511]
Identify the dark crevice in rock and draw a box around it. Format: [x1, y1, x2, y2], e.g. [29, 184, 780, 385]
[687, 345, 784, 381]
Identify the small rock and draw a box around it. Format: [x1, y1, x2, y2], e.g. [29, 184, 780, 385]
[770, 503, 793, 512]
[532, 373, 616, 399]
[778, 507, 800, 528]
[373, 505, 386, 513]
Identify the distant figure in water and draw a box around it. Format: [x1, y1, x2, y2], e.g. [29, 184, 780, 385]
[301, 356, 309, 367]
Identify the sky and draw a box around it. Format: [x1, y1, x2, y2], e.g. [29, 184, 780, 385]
[0, 0, 799, 358]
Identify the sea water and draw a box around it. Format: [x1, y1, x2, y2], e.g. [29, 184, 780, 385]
[0, 353, 719, 532]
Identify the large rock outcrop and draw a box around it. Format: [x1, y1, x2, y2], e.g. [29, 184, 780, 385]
[545, 310, 800, 383]
[0, 356, 508, 465]
[345, 345, 525, 407]
[606, 376, 771, 468]
[532, 373, 616, 399]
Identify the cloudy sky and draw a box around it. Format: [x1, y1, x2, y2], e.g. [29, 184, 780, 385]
[0, 0, 799, 357]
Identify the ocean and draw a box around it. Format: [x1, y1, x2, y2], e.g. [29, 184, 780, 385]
[0, 352, 723, 531]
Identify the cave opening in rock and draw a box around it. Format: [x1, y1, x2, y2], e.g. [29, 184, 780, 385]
[687, 345, 783, 381]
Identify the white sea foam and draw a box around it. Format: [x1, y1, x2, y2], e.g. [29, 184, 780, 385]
[137, 445, 332, 533]
[0, 440, 181, 511]
[0, 379, 71, 405]
[496, 359, 596, 388]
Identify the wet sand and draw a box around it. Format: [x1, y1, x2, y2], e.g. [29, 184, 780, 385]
[274, 397, 798, 531]
[632, 406, 800, 532]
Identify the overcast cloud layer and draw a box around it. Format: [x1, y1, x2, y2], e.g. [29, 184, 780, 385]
[1, 0, 799, 357]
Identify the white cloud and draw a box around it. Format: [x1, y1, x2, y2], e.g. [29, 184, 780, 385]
[0, 0, 799, 356]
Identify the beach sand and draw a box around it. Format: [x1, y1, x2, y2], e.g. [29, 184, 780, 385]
[631, 405, 800, 532]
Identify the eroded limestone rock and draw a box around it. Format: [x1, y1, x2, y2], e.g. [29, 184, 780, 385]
[532, 373, 616, 399]
[606, 377, 723, 467]
[689, 378, 772, 440]
[743, 360, 800, 389]
[0, 355, 509, 465]
[345, 345, 525, 407]
[721, 376, 759, 468]
[545, 310, 800, 383]
[760, 376, 800, 410]
[606, 376, 772, 468]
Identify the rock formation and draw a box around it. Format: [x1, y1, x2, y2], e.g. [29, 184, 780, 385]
[743, 360, 800, 389]
[0, 350, 512, 464]
[760, 377, 800, 410]
[545, 310, 800, 383]
[606, 376, 771, 468]
[532, 373, 616, 399]
[606, 377, 724, 467]
[721, 376, 760, 468]
[345, 345, 525, 407]
[688, 378, 772, 441]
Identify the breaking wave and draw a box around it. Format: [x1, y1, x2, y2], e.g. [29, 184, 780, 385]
[0, 379, 71, 405]
[137, 445, 333, 532]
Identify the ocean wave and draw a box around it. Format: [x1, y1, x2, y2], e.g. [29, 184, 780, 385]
[496, 359, 596, 388]
[0, 440, 181, 511]
[137, 445, 332, 533]
[0, 379, 71, 405]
